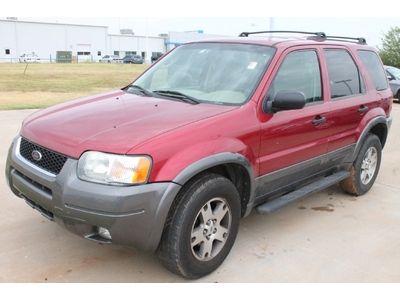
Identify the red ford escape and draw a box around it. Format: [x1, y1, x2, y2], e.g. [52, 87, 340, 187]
[6, 31, 392, 278]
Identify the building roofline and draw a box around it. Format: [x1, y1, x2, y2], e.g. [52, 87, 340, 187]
[0, 18, 108, 28]
[108, 34, 165, 39]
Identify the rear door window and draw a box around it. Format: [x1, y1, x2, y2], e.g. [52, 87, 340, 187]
[358, 50, 388, 91]
[325, 49, 364, 99]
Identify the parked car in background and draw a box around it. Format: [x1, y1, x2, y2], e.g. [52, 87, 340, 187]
[123, 55, 144, 64]
[151, 52, 163, 63]
[100, 55, 122, 63]
[385, 66, 400, 101]
[19, 53, 40, 63]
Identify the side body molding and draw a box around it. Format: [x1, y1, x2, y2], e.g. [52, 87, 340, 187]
[165, 116, 392, 221]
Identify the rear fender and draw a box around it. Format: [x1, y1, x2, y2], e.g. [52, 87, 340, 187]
[351, 108, 390, 162]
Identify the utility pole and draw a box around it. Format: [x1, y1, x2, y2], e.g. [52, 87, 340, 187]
[269, 17, 275, 38]
[145, 18, 150, 64]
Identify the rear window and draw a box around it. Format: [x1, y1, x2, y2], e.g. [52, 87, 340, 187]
[325, 49, 364, 99]
[358, 50, 388, 91]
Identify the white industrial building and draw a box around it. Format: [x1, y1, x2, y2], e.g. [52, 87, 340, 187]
[0, 19, 226, 64]
[165, 31, 226, 51]
[107, 33, 165, 61]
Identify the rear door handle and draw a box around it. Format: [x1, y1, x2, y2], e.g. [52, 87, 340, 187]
[358, 105, 369, 113]
[312, 115, 326, 126]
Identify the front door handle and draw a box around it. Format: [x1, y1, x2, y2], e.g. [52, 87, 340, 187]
[358, 105, 369, 113]
[312, 115, 326, 126]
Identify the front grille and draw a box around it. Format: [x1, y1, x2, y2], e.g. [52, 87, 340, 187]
[19, 138, 67, 175]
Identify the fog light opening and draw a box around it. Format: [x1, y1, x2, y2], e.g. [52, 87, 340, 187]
[98, 227, 112, 240]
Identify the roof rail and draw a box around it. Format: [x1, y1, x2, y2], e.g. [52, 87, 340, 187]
[238, 31, 368, 45]
[324, 35, 367, 45]
[238, 31, 326, 38]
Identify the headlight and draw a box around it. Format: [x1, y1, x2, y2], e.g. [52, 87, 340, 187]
[77, 151, 152, 185]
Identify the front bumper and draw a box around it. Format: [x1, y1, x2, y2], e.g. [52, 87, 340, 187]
[5, 137, 181, 252]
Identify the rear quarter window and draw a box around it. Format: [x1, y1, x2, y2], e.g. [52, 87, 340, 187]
[358, 50, 388, 91]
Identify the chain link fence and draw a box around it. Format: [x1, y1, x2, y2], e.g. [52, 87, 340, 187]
[0, 56, 125, 64]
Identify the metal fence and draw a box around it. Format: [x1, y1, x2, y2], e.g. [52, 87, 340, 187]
[0, 56, 125, 64]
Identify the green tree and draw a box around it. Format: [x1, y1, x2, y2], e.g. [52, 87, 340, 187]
[379, 27, 400, 68]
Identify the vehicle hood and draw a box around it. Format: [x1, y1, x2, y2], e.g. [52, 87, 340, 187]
[21, 90, 236, 158]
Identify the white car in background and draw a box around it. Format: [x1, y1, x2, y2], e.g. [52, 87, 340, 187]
[100, 55, 122, 63]
[19, 53, 41, 63]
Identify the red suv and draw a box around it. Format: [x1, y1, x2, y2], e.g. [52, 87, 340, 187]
[5, 31, 392, 279]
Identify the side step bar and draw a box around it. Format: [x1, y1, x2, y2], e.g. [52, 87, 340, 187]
[256, 171, 350, 214]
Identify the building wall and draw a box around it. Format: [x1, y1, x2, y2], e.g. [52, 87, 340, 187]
[0, 20, 166, 63]
[107, 34, 165, 62]
[0, 21, 16, 61]
[0, 20, 108, 62]
[0, 20, 227, 64]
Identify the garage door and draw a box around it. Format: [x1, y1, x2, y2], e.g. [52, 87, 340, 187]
[77, 44, 92, 62]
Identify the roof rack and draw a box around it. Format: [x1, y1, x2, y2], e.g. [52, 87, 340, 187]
[324, 35, 367, 45]
[238, 31, 327, 38]
[238, 30, 368, 45]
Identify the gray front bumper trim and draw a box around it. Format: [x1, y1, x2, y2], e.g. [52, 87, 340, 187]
[5, 136, 182, 252]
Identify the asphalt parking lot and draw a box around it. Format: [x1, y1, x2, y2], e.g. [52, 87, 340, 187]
[1, 105, 400, 282]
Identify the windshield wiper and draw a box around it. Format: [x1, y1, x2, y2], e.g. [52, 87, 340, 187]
[125, 84, 155, 97]
[152, 90, 200, 104]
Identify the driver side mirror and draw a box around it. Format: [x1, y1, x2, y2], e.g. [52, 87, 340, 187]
[387, 74, 394, 81]
[263, 90, 307, 114]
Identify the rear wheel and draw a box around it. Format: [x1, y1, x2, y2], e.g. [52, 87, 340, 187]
[396, 90, 400, 103]
[158, 174, 241, 279]
[340, 134, 382, 195]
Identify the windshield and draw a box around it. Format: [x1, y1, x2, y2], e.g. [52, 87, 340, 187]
[387, 67, 400, 80]
[134, 43, 276, 105]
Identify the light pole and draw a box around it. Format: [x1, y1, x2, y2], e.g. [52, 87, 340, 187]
[145, 18, 150, 64]
[269, 17, 275, 38]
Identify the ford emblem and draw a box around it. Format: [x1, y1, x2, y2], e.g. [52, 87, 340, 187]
[31, 150, 43, 162]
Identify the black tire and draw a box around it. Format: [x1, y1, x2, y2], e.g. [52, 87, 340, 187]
[158, 173, 241, 279]
[396, 90, 400, 103]
[340, 134, 382, 196]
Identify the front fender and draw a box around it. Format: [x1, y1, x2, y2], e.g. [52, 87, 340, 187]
[154, 137, 257, 184]
[172, 151, 255, 186]
[152, 138, 258, 217]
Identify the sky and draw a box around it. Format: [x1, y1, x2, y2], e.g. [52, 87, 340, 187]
[11, 17, 399, 48]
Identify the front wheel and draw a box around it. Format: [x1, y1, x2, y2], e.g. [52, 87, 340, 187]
[340, 134, 382, 196]
[158, 174, 241, 279]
